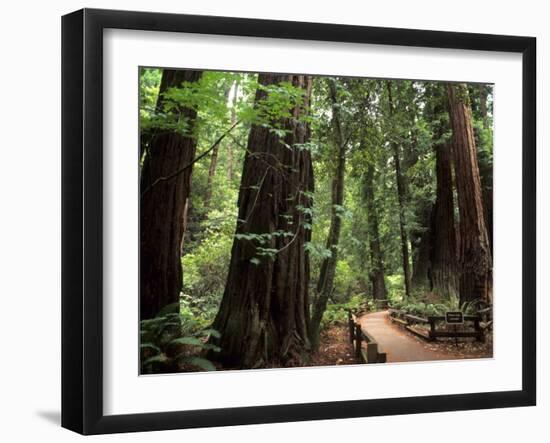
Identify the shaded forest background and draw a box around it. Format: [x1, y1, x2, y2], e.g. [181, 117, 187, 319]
[139, 68, 493, 373]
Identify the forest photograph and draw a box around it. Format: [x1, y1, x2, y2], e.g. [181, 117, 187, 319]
[139, 67, 494, 374]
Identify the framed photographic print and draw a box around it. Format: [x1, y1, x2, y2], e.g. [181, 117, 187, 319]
[61, 8, 536, 435]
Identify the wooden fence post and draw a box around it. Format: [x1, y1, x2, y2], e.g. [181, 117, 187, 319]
[348, 310, 355, 343]
[428, 317, 436, 341]
[355, 323, 362, 359]
[474, 316, 483, 342]
[366, 342, 378, 364]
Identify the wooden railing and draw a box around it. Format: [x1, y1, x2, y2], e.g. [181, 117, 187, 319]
[388, 309, 484, 342]
[348, 310, 387, 364]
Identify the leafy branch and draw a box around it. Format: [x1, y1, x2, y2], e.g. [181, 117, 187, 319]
[141, 120, 241, 197]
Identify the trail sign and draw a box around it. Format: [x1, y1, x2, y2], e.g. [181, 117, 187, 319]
[445, 311, 464, 324]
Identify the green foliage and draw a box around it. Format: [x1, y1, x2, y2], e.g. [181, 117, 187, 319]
[320, 294, 365, 330]
[140, 312, 220, 374]
[390, 296, 482, 318]
[180, 356, 217, 372]
[386, 274, 405, 303]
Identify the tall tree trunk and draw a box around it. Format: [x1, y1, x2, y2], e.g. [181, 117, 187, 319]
[478, 84, 493, 255]
[431, 141, 458, 298]
[411, 203, 433, 291]
[140, 69, 203, 320]
[212, 74, 314, 368]
[204, 144, 220, 211]
[310, 79, 346, 350]
[180, 198, 189, 256]
[387, 82, 412, 299]
[447, 83, 492, 304]
[364, 160, 388, 301]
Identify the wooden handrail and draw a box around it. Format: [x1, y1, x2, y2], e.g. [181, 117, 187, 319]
[404, 313, 429, 324]
[389, 309, 484, 343]
[348, 310, 387, 364]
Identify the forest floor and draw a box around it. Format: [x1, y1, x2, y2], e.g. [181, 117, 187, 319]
[309, 324, 358, 367]
[192, 312, 491, 373]
[359, 310, 493, 363]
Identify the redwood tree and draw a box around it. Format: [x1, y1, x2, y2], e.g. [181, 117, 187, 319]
[364, 159, 388, 301]
[140, 69, 203, 320]
[447, 83, 492, 304]
[310, 78, 347, 350]
[431, 141, 458, 298]
[212, 73, 314, 368]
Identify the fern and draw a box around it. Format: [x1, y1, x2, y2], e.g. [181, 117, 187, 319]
[140, 311, 221, 373]
[178, 356, 216, 371]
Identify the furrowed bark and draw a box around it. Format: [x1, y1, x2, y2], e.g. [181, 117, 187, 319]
[140, 69, 203, 320]
[212, 73, 314, 368]
[431, 141, 459, 298]
[447, 83, 492, 305]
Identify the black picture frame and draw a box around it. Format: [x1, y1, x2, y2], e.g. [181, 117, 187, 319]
[61, 8, 536, 435]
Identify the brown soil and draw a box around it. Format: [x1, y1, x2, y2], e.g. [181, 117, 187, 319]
[177, 324, 358, 372]
[308, 324, 358, 367]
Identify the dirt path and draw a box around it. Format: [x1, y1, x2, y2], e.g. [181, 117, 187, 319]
[358, 310, 461, 363]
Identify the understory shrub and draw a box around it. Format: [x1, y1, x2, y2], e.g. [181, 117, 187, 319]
[140, 306, 221, 374]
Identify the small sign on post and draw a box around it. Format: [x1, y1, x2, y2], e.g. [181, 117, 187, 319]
[445, 311, 464, 324]
[445, 311, 463, 348]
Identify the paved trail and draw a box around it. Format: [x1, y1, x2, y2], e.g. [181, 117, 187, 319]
[359, 310, 461, 363]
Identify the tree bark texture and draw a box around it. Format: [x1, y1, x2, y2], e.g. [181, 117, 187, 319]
[212, 73, 314, 368]
[140, 69, 203, 320]
[310, 79, 346, 350]
[447, 83, 492, 304]
[431, 141, 459, 298]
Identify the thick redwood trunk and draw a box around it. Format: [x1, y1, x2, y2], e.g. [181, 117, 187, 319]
[447, 83, 492, 304]
[364, 161, 388, 301]
[140, 69, 202, 320]
[431, 141, 459, 298]
[212, 74, 314, 368]
[387, 82, 412, 298]
[310, 79, 346, 350]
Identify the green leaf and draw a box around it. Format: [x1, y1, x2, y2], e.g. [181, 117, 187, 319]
[200, 328, 221, 339]
[180, 356, 216, 371]
[170, 336, 204, 346]
[143, 354, 169, 366]
[250, 257, 261, 266]
[200, 343, 222, 352]
[157, 302, 180, 317]
[140, 343, 161, 354]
